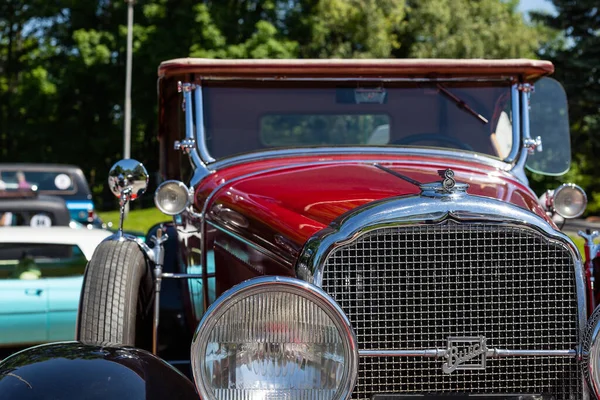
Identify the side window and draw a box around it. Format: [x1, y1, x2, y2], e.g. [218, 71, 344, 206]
[0, 243, 87, 280]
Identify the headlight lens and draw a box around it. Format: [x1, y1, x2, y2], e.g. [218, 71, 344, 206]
[583, 306, 600, 395]
[191, 277, 358, 400]
[553, 183, 587, 219]
[154, 180, 190, 215]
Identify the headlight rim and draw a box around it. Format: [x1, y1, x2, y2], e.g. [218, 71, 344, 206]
[191, 276, 358, 400]
[583, 306, 600, 395]
[154, 180, 191, 216]
[553, 183, 587, 219]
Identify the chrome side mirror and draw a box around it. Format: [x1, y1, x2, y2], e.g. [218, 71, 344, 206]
[108, 159, 149, 202]
[108, 159, 148, 236]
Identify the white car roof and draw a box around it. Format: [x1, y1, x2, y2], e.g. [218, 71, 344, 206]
[0, 227, 112, 260]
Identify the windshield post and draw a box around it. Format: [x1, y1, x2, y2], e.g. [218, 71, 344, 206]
[193, 83, 215, 163]
[178, 82, 208, 175]
[181, 83, 195, 145]
[506, 83, 520, 163]
[521, 83, 532, 144]
[511, 83, 534, 181]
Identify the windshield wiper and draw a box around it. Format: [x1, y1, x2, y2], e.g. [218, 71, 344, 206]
[436, 84, 489, 125]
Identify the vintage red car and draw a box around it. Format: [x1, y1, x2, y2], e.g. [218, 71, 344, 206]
[2, 59, 598, 400]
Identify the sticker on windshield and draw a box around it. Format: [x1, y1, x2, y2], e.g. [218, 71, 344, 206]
[30, 214, 52, 227]
[54, 174, 72, 190]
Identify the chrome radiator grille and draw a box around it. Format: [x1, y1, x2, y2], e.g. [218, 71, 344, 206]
[321, 222, 582, 399]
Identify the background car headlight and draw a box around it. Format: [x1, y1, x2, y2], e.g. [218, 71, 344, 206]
[154, 180, 190, 215]
[191, 276, 358, 400]
[553, 183, 587, 219]
[582, 306, 600, 395]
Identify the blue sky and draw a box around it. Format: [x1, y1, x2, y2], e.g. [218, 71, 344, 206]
[518, 0, 557, 16]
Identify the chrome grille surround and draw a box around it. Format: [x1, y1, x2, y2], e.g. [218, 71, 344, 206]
[296, 193, 587, 399]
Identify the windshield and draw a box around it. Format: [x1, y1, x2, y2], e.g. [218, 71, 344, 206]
[200, 80, 514, 161]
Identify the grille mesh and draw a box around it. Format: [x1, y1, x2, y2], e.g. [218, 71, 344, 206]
[321, 222, 582, 399]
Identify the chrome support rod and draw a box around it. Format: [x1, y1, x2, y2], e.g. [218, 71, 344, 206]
[150, 228, 168, 356]
[520, 83, 533, 142]
[116, 187, 132, 238]
[181, 84, 195, 144]
[512, 83, 533, 182]
[161, 272, 214, 279]
[359, 348, 578, 358]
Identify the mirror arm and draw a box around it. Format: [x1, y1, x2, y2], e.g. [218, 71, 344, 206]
[117, 187, 132, 237]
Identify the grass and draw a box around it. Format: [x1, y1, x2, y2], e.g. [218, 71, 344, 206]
[97, 207, 171, 234]
[569, 234, 585, 256]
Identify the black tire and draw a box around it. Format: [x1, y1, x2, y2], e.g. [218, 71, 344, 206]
[77, 240, 154, 349]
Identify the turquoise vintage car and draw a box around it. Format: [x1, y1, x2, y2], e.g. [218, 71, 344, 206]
[0, 226, 111, 346]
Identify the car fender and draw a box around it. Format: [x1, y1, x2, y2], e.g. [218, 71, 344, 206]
[0, 342, 198, 399]
[102, 232, 155, 264]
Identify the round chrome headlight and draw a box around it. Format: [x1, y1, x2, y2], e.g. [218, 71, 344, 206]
[191, 276, 358, 400]
[154, 180, 190, 215]
[582, 306, 600, 395]
[553, 183, 587, 219]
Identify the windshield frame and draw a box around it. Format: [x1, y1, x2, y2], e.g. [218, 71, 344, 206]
[181, 78, 522, 174]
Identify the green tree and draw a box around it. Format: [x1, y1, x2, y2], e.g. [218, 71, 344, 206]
[400, 0, 543, 58]
[0, 0, 547, 211]
[531, 0, 600, 212]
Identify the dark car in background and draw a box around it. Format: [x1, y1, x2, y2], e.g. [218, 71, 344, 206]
[0, 190, 71, 227]
[0, 164, 99, 226]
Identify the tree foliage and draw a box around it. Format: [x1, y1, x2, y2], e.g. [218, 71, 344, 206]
[0, 0, 567, 210]
[529, 0, 600, 212]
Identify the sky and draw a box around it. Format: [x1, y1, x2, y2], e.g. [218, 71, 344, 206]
[518, 0, 557, 17]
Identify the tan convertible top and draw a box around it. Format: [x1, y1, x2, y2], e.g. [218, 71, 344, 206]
[158, 58, 554, 81]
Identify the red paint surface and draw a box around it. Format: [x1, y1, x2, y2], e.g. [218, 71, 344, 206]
[196, 154, 549, 252]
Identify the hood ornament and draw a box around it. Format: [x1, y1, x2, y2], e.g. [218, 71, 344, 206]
[419, 168, 469, 197]
[373, 164, 468, 197]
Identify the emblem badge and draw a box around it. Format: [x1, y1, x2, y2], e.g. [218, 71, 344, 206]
[442, 336, 488, 374]
[439, 168, 456, 192]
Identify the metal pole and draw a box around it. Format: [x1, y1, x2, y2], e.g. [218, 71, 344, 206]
[123, 0, 134, 216]
[123, 0, 134, 160]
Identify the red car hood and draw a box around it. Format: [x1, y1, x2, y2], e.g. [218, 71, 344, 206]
[199, 157, 548, 258]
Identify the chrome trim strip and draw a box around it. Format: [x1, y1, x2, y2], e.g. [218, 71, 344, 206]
[207, 147, 512, 172]
[190, 276, 359, 400]
[207, 220, 293, 268]
[193, 84, 215, 163]
[506, 83, 520, 163]
[359, 349, 578, 358]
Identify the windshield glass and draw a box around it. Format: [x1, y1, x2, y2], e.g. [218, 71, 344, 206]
[201, 80, 514, 161]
